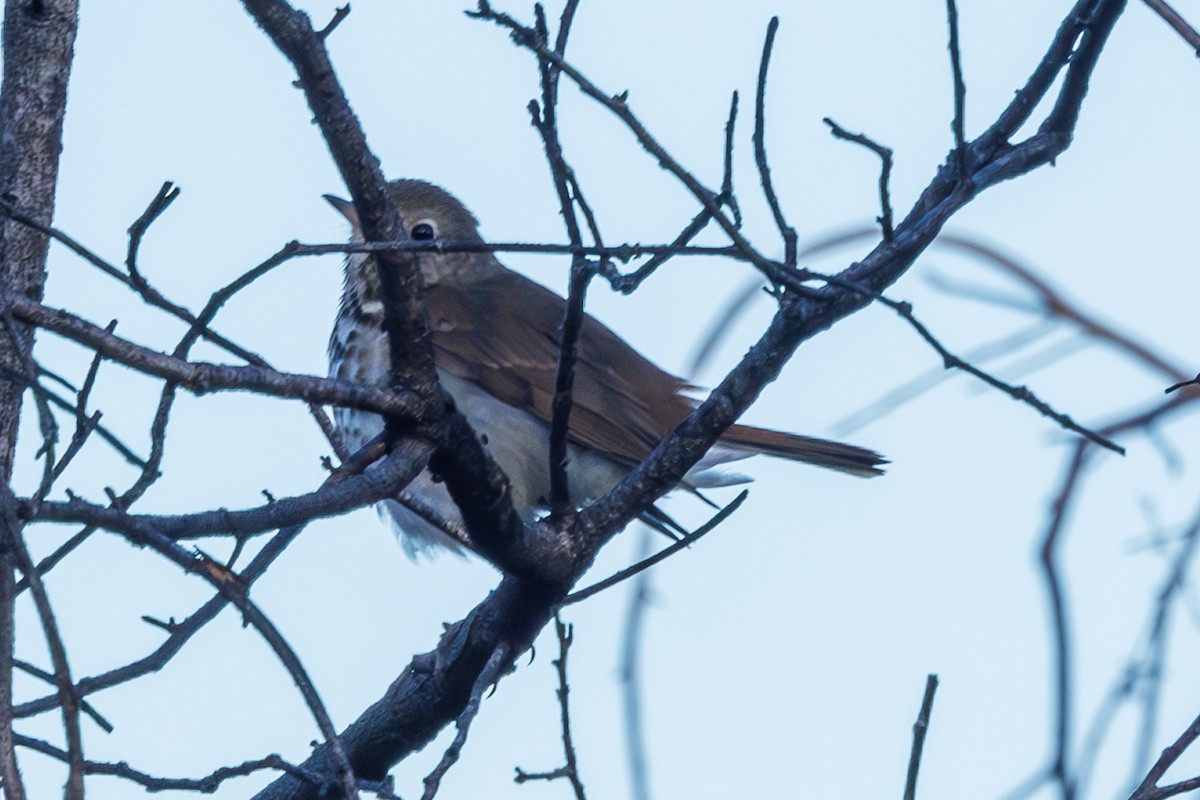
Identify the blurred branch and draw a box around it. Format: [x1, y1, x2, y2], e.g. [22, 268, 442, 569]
[620, 531, 654, 800]
[832, 320, 1060, 436]
[936, 233, 1190, 382]
[1041, 441, 1089, 800]
[1141, 0, 1200, 56]
[1076, 503, 1200, 796]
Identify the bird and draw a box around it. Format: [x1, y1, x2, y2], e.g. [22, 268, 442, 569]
[327, 179, 886, 556]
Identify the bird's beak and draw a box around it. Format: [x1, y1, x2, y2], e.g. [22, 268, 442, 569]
[323, 193, 360, 229]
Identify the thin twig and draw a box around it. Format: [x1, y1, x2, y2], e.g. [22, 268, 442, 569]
[513, 616, 586, 800]
[12, 659, 109, 732]
[563, 490, 748, 605]
[12, 738, 327, 795]
[1, 317, 57, 501]
[903, 674, 940, 800]
[317, 4, 351, 39]
[822, 118, 895, 241]
[1165, 375, 1199, 394]
[721, 91, 742, 228]
[753, 17, 796, 266]
[1, 506, 84, 799]
[32, 447, 419, 541]
[809, 267, 1125, 454]
[468, 1, 802, 287]
[945, 0, 968, 182]
[14, 441, 396, 723]
[1129, 712, 1200, 799]
[0, 543, 23, 800]
[125, 181, 180, 293]
[0, 364, 143, 467]
[1141, 0, 1200, 57]
[874, 291, 1122, 453]
[530, 0, 592, 516]
[422, 644, 511, 800]
[0, 194, 265, 366]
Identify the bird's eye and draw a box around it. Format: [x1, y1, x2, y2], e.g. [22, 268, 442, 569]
[410, 221, 436, 241]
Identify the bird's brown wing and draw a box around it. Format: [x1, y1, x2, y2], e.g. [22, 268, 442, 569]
[425, 266, 887, 476]
[425, 267, 694, 466]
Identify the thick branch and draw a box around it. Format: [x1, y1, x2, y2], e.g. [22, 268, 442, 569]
[239, 0, 437, 400]
[241, 0, 525, 558]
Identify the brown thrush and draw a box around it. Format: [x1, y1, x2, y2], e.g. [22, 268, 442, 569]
[328, 180, 885, 556]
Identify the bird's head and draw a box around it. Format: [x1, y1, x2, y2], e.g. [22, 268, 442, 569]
[325, 179, 495, 287]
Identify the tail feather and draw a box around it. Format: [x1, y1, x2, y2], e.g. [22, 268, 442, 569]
[720, 424, 887, 477]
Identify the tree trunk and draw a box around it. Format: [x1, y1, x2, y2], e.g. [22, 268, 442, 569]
[0, 1, 81, 796]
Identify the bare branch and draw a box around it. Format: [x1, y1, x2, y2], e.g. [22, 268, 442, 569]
[1165, 375, 1199, 394]
[822, 118, 895, 241]
[469, 1, 800, 287]
[1041, 441, 1090, 800]
[317, 4, 351, 39]
[1141, 0, 1200, 57]
[240, 0, 437, 403]
[528, 2, 593, 517]
[13, 738, 326, 795]
[903, 674, 940, 800]
[563, 489, 748, 605]
[753, 17, 796, 265]
[945, 0, 968, 181]
[1129, 712, 1200, 799]
[0, 288, 424, 420]
[513, 617, 586, 800]
[422, 643, 511, 800]
[30, 443, 422, 541]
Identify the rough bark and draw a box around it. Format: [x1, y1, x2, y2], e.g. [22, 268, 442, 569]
[0, 0, 81, 796]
